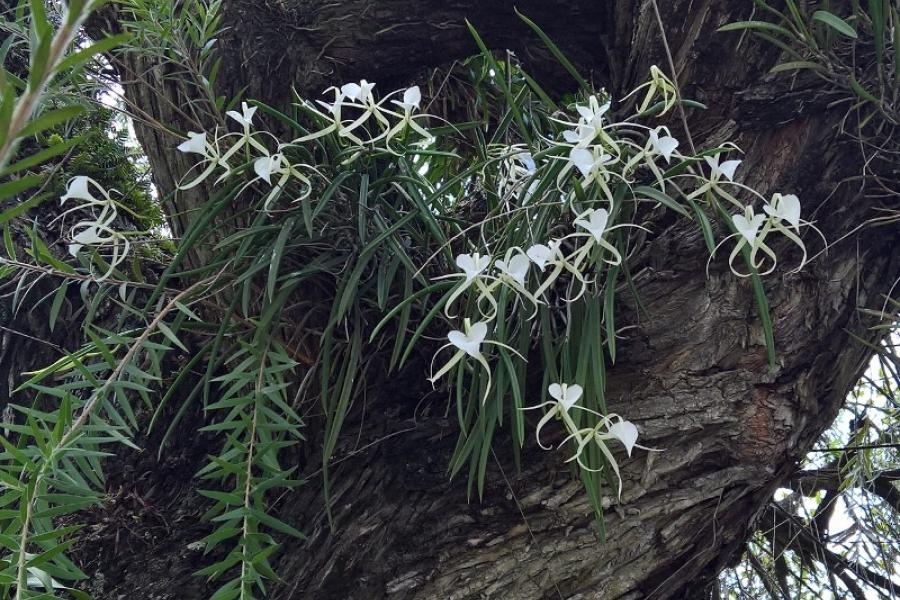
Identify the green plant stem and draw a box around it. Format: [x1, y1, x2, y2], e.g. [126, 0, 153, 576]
[0, 3, 97, 172]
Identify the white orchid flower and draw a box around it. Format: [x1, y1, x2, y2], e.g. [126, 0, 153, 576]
[569, 207, 650, 270]
[342, 79, 376, 104]
[563, 414, 642, 497]
[516, 151, 536, 174]
[561, 146, 618, 202]
[492, 250, 542, 314]
[761, 193, 822, 273]
[526, 241, 560, 272]
[435, 252, 499, 319]
[300, 80, 387, 146]
[447, 320, 488, 358]
[562, 123, 598, 147]
[55, 176, 119, 231]
[569, 147, 614, 180]
[524, 381, 649, 498]
[494, 252, 530, 286]
[521, 383, 584, 450]
[573, 208, 621, 265]
[456, 252, 491, 283]
[683, 144, 745, 207]
[248, 149, 313, 212]
[549, 383, 583, 411]
[708, 205, 779, 278]
[575, 95, 610, 130]
[732, 206, 766, 245]
[429, 320, 522, 404]
[226, 101, 257, 130]
[392, 86, 421, 112]
[60, 175, 97, 203]
[254, 153, 284, 185]
[574, 207, 611, 243]
[704, 153, 742, 182]
[177, 131, 208, 155]
[68, 224, 106, 257]
[607, 420, 639, 457]
[176, 129, 234, 190]
[648, 126, 679, 163]
[763, 193, 801, 230]
[526, 240, 591, 302]
[337, 79, 393, 144]
[61, 179, 131, 281]
[384, 85, 434, 148]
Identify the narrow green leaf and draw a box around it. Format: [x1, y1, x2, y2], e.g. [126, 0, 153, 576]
[811, 10, 857, 38]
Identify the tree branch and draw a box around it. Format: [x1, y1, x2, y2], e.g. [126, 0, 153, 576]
[789, 468, 900, 513]
[762, 503, 900, 595]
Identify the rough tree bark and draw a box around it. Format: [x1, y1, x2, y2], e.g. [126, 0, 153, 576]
[78, 1, 900, 599]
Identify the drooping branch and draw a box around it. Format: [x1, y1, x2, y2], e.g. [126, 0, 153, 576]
[762, 503, 900, 595]
[789, 468, 900, 513]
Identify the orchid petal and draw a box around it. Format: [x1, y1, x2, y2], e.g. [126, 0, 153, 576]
[607, 420, 639, 457]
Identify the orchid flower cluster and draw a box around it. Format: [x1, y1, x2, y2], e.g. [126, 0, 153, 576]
[175, 83, 434, 212]
[426, 68, 822, 495]
[688, 154, 823, 277]
[54, 176, 134, 281]
[162, 69, 822, 499]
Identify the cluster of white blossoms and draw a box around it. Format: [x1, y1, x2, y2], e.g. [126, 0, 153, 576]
[426, 69, 821, 492]
[55, 176, 133, 281]
[174, 82, 434, 211]
[688, 150, 823, 277]
[51, 69, 814, 497]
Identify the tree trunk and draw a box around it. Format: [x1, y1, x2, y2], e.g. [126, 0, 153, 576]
[81, 1, 900, 599]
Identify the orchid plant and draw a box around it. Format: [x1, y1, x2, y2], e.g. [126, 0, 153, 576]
[12, 13, 836, 596]
[57, 65, 822, 510]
